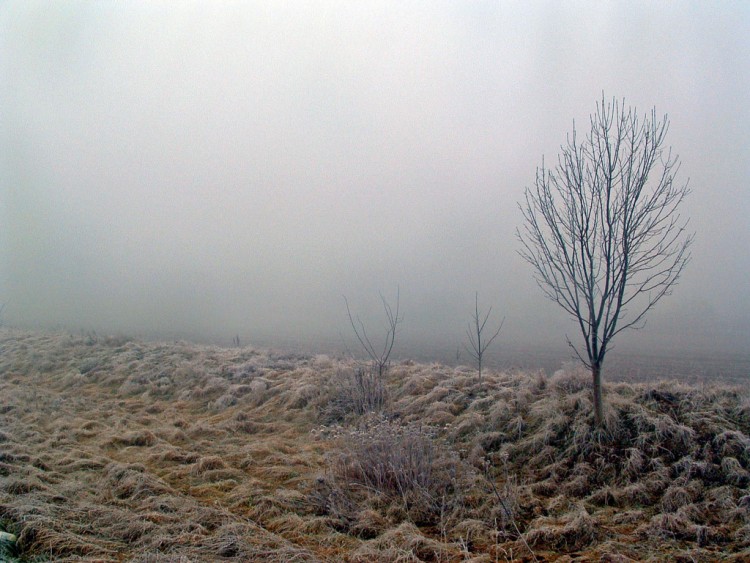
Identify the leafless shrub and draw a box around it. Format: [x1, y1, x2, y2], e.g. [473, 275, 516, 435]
[335, 418, 437, 494]
[318, 367, 389, 422]
[465, 292, 504, 383]
[324, 416, 470, 526]
[344, 289, 402, 379]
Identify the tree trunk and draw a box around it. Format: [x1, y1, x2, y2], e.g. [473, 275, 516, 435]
[592, 362, 604, 426]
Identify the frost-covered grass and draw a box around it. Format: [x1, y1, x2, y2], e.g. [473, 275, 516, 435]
[1, 328, 749, 561]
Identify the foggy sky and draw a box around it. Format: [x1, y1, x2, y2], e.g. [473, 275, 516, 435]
[1, 2, 749, 357]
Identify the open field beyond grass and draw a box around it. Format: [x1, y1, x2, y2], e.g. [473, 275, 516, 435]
[1, 329, 749, 561]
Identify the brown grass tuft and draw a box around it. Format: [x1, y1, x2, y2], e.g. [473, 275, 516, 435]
[524, 505, 599, 551]
[100, 462, 174, 501]
[190, 455, 227, 475]
[351, 521, 455, 562]
[110, 429, 158, 447]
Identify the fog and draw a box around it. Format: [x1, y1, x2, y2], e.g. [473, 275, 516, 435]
[2, 3, 749, 361]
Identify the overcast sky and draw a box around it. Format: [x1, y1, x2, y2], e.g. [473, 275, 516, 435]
[1, 2, 749, 357]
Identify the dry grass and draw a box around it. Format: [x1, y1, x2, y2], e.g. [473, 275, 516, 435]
[1, 328, 749, 561]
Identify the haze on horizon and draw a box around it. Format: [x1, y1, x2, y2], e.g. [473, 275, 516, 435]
[1, 2, 749, 362]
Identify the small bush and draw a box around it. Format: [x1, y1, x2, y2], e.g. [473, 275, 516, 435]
[319, 367, 388, 422]
[323, 416, 470, 526]
[334, 417, 441, 496]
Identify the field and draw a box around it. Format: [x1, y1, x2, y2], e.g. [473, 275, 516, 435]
[1, 328, 749, 562]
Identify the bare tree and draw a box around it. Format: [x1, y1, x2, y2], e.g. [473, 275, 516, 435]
[465, 292, 504, 383]
[518, 96, 694, 426]
[344, 288, 402, 379]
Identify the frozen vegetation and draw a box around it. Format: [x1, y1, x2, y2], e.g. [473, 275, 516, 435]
[1, 328, 749, 561]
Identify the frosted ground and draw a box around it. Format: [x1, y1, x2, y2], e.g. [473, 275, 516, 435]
[1, 329, 749, 561]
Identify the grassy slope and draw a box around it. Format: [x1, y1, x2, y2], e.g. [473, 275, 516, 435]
[0, 328, 749, 562]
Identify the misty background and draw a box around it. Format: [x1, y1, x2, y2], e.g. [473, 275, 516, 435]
[1, 3, 749, 374]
